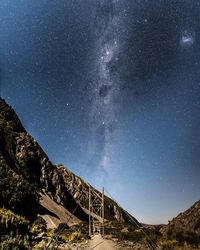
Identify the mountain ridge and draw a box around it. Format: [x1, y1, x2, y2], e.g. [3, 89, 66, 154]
[0, 97, 138, 228]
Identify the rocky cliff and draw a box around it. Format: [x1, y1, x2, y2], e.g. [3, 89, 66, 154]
[54, 164, 138, 224]
[0, 97, 138, 228]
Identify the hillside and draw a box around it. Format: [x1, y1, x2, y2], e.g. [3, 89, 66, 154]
[157, 200, 200, 249]
[0, 97, 138, 227]
[0, 97, 87, 224]
[166, 200, 200, 234]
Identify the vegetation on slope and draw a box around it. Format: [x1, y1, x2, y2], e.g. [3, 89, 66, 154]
[0, 208, 31, 249]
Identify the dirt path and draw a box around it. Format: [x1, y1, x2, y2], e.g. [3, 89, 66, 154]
[88, 234, 117, 250]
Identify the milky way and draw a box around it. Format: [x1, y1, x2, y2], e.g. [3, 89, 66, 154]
[1, 0, 200, 224]
[89, 0, 123, 175]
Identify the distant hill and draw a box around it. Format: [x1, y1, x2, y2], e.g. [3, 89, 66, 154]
[166, 200, 200, 234]
[158, 200, 200, 248]
[0, 97, 138, 228]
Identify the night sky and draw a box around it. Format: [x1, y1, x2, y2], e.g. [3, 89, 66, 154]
[1, 0, 200, 224]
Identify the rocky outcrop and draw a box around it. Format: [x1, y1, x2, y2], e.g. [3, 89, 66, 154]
[0, 97, 138, 227]
[55, 164, 138, 224]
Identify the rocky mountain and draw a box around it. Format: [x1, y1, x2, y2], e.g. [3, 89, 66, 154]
[0, 97, 138, 228]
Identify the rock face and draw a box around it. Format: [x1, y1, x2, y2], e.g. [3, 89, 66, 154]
[0, 97, 138, 227]
[55, 164, 138, 224]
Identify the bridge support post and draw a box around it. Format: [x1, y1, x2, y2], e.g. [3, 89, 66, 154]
[88, 186, 104, 237]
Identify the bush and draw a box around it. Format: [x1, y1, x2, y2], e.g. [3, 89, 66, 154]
[0, 155, 38, 219]
[166, 225, 200, 247]
[0, 234, 30, 250]
[0, 208, 29, 237]
[30, 216, 47, 235]
[54, 222, 89, 243]
[0, 208, 31, 249]
[159, 239, 179, 250]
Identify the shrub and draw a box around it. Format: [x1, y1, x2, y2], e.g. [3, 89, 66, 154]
[0, 154, 38, 219]
[166, 225, 200, 247]
[54, 222, 89, 243]
[0, 208, 31, 249]
[30, 216, 47, 235]
[0, 208, 29, 237]
[0, 234, 30, 250]
[159, 239, 179, 250]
